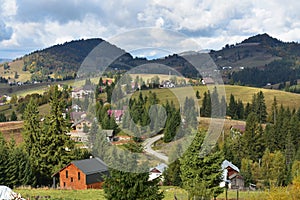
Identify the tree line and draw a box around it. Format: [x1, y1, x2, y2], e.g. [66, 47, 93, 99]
[201, 89, 267, 122]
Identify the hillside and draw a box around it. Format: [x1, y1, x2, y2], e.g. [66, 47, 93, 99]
[211, 33, 300, 86]
[2, 33, 300, 87]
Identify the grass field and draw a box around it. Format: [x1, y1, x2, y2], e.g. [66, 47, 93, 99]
[15, 187, 267, 200]
[136, 85, 300, 113]
[0, 60, 31, 82]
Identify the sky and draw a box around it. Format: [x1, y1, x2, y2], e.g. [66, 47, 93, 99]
[1, 0, 300, 59]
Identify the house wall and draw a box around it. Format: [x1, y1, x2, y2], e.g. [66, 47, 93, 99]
[87, 182, 104, 189]
[59, 164, 87, 190]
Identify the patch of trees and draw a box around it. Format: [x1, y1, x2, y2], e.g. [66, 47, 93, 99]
[0, 134, 36, 188]
[231, 59, 298, 87]
[201, 89, 267, 122]
[224, 97, 300, 188]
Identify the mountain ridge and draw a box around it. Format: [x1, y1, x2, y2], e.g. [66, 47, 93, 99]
[2, 33, 300, 86]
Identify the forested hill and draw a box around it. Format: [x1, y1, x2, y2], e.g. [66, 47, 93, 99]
[3, 33, 300, 86]
[210, 33, 300, 87]
[18, 38, 136, 81]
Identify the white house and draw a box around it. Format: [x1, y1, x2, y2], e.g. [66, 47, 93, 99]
[149, 163, 168, 181]
[71, 88, 93, 99]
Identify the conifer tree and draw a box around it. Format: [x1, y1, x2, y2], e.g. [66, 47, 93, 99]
[10, 111, 17, 121]
[180, 131, 224, 200]
[38, 86, 74, 185]
[0, 132, 8, 184]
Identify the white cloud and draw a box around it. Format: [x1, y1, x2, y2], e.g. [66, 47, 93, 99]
[1, 0, 300, 58]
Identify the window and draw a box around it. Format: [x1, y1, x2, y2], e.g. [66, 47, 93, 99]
[66, 170, 68, 178]
[63, 182, 66, 187]
[78, 172, 81, 180]
[71, 177, 73, 182]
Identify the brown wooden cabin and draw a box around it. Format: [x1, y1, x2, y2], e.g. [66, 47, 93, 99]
[53, 157, 108, 190]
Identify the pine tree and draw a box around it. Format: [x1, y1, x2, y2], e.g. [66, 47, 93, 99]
[10, 111, 17, 121]
[241, 112, 264, 161]
[38, 86, 75, 185]
[163, 159, 182, 186]
[89, 120, 99, 147]
[180, 131, 224, 200]
[196, 90, 200, 99]
[200, 91, 211, 117]
[22, 98, 41, 182]
[104, 169, 164, 200]
[252, 91, 267, 123]
[0, 113, 7, 122]
[227, 94, 237, 119]
[0, 132, 8, 184]
[240, 158, 253, 187]
[211, 86, 220, 118]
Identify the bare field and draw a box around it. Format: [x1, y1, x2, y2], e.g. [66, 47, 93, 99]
[0, 121, 24, 144]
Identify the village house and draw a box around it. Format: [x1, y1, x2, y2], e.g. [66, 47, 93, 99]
[70, 112, 87, 123]
[149, 163, 168, 181]
[71, 118, 92, 132]
[53, 157, 108, 190]
[160, 80, 175, 88]
[201, 77, 215, 85]
[107, 109, 124, 123]
[220, 160, 244, 190]
[71, 88, 93, 99]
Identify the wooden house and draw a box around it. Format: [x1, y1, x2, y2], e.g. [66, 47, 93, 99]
[53, 157, 108, 190]
[220, 160, 244, 190]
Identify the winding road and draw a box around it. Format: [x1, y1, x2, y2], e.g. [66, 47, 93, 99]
[143, 134, 168, 163]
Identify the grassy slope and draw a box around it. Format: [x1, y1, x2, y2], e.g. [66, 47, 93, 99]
[0, 60, 31, 82]
[15, 187, 263, 200]
[137, 85, 300, 113]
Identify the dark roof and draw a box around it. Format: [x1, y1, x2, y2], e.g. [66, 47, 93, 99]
[71, 118, 92, 127]
[102, 130, 114, 137]
[70, 112, 86, 122]
[72, 157, 108, 175]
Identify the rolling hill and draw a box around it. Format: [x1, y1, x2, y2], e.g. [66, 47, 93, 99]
[2, 33, 300, 87]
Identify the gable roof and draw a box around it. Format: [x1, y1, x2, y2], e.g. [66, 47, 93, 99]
[72, 157, 108, 175]
[107, 110, 124, 118]
[221, 160, 239, 173]
[150, 163, 168, 173]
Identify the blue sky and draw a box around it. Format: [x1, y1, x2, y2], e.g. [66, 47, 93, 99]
[1, 0, 300, 59]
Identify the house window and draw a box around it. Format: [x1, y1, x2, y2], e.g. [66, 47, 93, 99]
[71, 177, 73, 182]
[66, 170, 68, 178]
[78, 172, 81, 180]
[63, 182, 66, 187]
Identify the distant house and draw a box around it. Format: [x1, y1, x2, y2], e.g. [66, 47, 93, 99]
[70, 112, 87, 123]
[160, 80, 175, 88]
[71, 118, 92, 132]
[53, 157, 108, 190]
[230, 124, 246, 137]
[201, 77, 215, 85]
[107, 110, 124, 123]
[71, 88, 93, 99]
[149, 163, 168, 181]
[102, 130, 115, 142]
[220, 160, 244, 190]
[72, 104, 82, 112]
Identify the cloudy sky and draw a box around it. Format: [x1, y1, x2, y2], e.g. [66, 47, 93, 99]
[1, 0, 300, 59]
